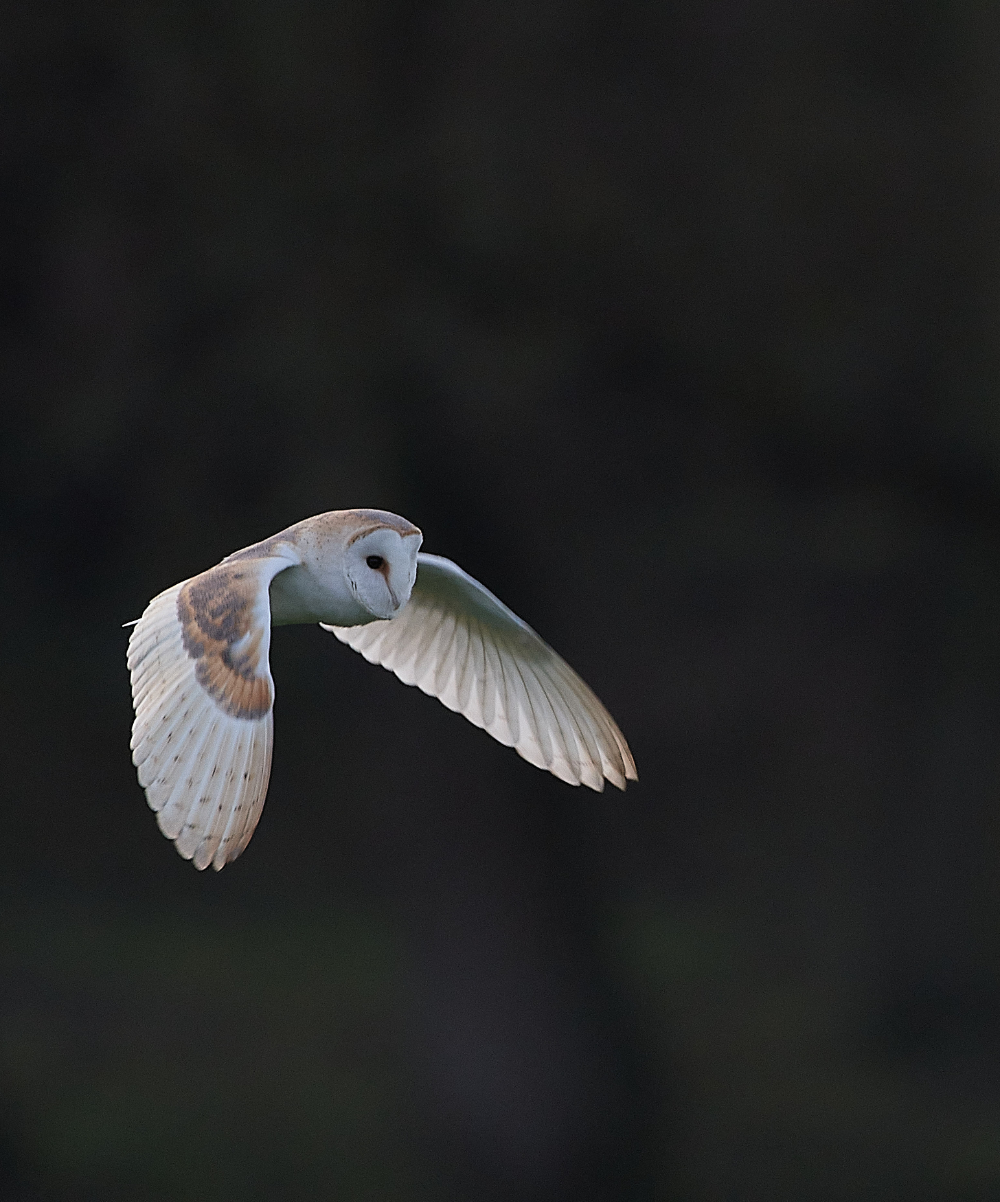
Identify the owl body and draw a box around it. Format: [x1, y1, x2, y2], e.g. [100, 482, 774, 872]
[128, 508, 635, 870]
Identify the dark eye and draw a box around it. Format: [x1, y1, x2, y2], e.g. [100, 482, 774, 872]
[366, 555, 384, 569]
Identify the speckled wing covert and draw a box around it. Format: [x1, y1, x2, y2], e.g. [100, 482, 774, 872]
[127, 555, 287, 870]
[324, 553, 637, 791]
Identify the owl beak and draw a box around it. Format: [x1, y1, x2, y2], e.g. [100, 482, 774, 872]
[377, 562, 400, 611]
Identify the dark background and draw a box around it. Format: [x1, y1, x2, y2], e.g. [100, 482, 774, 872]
[1, 2, 999, 1199]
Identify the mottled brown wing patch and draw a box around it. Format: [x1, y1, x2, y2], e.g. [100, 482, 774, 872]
[177, 565, 273, 720]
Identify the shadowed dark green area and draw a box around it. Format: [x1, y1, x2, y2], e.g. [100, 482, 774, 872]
[2, 0, 1000, 1198]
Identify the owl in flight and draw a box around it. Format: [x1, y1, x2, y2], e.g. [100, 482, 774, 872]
[128, 510, 637, 870]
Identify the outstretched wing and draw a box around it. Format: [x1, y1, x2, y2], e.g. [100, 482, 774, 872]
[128, 555, 289, 870]
[324, 553, 637, 791]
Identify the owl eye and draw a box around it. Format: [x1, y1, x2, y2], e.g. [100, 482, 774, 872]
[366, 555, 384, 569]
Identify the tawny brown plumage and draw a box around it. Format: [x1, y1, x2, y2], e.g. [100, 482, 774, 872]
[177, 565, 273, 719]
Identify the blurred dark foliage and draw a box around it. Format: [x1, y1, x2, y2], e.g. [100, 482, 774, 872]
[1, 1, 1000, 1199]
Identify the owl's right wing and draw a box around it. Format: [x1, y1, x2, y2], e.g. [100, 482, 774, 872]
[128, 552, 292, 870]
[323, 553, 637, 791]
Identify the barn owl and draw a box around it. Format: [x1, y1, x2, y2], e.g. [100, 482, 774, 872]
[127, 509, 637, 870]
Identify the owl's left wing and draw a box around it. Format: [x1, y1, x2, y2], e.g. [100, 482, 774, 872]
[323, 553, 637, 791]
